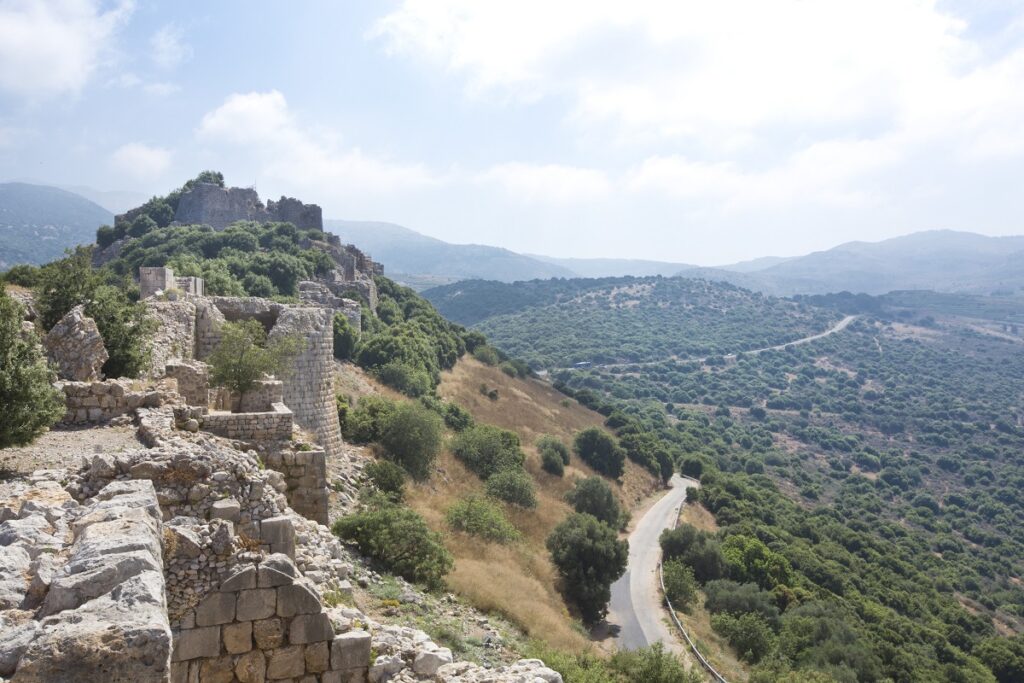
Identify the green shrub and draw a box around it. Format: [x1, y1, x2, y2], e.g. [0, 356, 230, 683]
[379, 401, 443, 481]
[680, 457, 704, 478]
[333, 498, 452, 590]
[565, 477, 624, 528]
[703, 580, 780, 627]
[208, 320, 302, 407]
[472, 345, 501, 366]
[364, 460, 406, 501]
[485, 469, 537, 508]
[573, 427, 625, 478]
[608, 643, 701, 683]
[343, 395, 398, 443]
[451, 424, 525, 479]
[446, 496, 520, 543]
[1, 264, 41, 287]
[541, 448, 565, 476]
[442, 401, 474, 431]
[332, 313, 358, 360]
[499, 361, 517, 377]
[537, 435, 571, 465]
[711, 612, 776, 663]
[373, 360, 433, 397]
[546, 513, 628, 623]
[0, 288, 64, 448]
[335, 394, 350, 433]
[34, 246, 102, 330]
[662, 559, 698, 611]
[659, 524, 724, 583]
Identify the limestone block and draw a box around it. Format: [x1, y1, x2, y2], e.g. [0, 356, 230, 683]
[195, 591, 236, 626]
[235, 649, 267, 683]
[413, 647, 453, 676]
[0, 612, 39, 676]
[289, 612, 334, 644]
[237, 589, 277, 621]
[304, 641, 329, 673]
[210, 497, 241, 523]
[253, 617, 286, 649]
[173, 626, 221, 661]
[223, 621, 253, 654]
[277, 583, 322, 617]
[330, 630, 371, 671]
[0, 544, 30, 609]
[200, 655, 235, 683]
[43, 305, 108, 381]
[266, 644, 305, 680]
[220, 565, 257, 592]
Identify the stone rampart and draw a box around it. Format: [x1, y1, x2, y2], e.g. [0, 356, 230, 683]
[145, 300, 198, 377]
[171, 555, 369, 683]
[171, 183, 323, 232]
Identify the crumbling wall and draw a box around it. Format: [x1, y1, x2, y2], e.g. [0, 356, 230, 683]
[262, 448, 329, 525]
[140, 266, 177, 300]
[59, 379, 173, 423]
[170, 183, 323, 232]
[164, 359, 208, 407]
[171, 555, 369, 683]
[298, 281, 361, 331]
[43, 305, 107, 381]
[145, 300, 197, 377]
[0, 479, 172, 682]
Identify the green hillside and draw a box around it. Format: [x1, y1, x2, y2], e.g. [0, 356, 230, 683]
[0, 182, 113, 269]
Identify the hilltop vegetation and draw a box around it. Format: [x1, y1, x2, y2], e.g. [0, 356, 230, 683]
[424, 276, 838, 368]
[464, 278, 1024, 681]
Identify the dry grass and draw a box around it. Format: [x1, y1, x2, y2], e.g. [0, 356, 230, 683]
[675, 598, 750, 682]
[408, 358, 660, 651]
[680, 501, 719, 533]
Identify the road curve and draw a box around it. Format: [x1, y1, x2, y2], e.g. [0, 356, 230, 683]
[575, 315, 858, 370]
[607, 474, 699, 653]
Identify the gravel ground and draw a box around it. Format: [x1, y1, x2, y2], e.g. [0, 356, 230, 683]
[0, 424, 143, 479]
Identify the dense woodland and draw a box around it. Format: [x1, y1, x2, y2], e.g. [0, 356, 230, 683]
[425, 277, 838, 367]
[442, 275, 1024, 682]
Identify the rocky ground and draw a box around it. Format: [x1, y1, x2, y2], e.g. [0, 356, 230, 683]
[0, 400, 564, 683]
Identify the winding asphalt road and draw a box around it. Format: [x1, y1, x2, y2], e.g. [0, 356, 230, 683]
[607, 474, 699, 653]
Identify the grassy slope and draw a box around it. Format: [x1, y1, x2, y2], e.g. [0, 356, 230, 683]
[338, 357, 660, 652]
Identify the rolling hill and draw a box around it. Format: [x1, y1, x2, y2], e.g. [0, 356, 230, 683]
[678, 230, 1024, 295]
[325, 219, 573, 289]
[0, 183, 112, 269]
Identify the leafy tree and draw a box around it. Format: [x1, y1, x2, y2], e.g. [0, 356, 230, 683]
[976, 635, 1024, 683]
[34, 247, 102, 330]
[343, 395, 398, 443]
[2, 264, 41, 287]
[546, 513, 628, 623]
[0, 289, 64, 448]
[128, 214, 158, 238]
[472, 345, 501, 366]
[333, 496, 452, 590]
[374, 360, 432, 397]
[721, 534, 794, 590]
[451, 424, 525, 479]
[332, 313, 358, 360]
[659, 524, 724, 583]
[565, 476, 624, 528]
[573, 427, 625, 478]
[84, 285, 153, 378]
[446, 495, 520, 543]
[662, 559, 698, 611]
[207, 320, 301, 408]
[703, 580, 781, 627]
[485, 469, 537, 508]
[379, 401, 443, 481]
[363, 460, 406, 501]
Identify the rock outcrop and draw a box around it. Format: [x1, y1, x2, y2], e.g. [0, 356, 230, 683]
[42, 305, 107, 381]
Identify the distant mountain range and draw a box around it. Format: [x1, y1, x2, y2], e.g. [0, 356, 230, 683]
[0, 183, 113, 269]
[3, 182, 1023, 298]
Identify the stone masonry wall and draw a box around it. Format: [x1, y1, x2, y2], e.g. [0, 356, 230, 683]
[165, 359, 209, 407]
[268, 307, 343, 461]
[171, 555, 369, 683]
[262, 449, 329, 526]
[140, 266, 177, 300]
[239, 380, 284, 413]
[202, 403, 294, 442]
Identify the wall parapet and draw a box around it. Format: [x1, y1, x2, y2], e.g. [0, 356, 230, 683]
[202, 403, 293, 441]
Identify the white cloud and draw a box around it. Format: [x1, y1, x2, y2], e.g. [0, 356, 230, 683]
[142, 82, 180, 97]
[197, 91, 438, 195]
[0, 0, 133, 97]
[150, 23, 192, 70]
[479, 162, 610, 203]
[110, 142, 172, 179]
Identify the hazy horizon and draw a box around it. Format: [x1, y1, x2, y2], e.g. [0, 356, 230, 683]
[4, 1, 1024, 265]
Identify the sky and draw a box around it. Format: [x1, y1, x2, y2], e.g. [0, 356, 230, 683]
[3, 1, 1024, 265]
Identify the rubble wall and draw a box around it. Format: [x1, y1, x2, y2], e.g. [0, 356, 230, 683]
[59, 379, 172, 424]
[145, 301, 197, 378]
[202, 403, 294, 442]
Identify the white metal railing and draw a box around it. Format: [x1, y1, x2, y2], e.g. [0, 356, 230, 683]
[659, 504, 729, 683]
